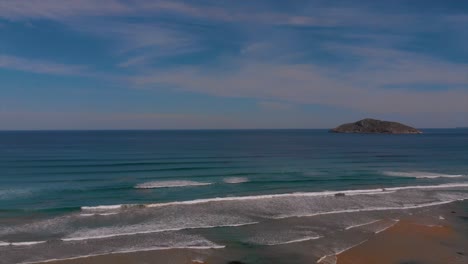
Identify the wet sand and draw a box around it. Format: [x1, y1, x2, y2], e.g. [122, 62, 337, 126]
[33, 248, 221, 264]
[38, 201, 468, 264]
[337, 217, 467, 264]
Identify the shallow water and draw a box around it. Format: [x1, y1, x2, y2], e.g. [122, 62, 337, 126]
[0, 129, 467, 263]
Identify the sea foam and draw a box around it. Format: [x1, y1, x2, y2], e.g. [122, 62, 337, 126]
[62, 221, 259, 241]
[223, 177, 249, 184]
[383, 171, 464, 179]
[0, 241, 46, 247]
[82, 182, 468, 211]
[345, 219, 381, 230]
[20, 245, 225, 264]
[134, 180, 212, 189]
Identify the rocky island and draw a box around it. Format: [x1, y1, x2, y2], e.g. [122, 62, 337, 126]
[330, 118, 422, 134]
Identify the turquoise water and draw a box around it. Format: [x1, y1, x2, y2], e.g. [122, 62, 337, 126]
[1, 129, 467, 263]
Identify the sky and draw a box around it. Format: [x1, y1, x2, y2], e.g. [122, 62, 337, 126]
[0, 0, 467, 130]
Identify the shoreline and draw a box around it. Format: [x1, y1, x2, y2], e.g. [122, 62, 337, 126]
[335, 202, 467, 264]
[30, 200, 467, 264]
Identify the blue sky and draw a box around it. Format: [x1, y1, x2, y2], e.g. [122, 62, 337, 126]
[0, 0, 467, 129]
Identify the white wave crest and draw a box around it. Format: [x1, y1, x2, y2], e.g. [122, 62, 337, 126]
[82, 182, 468, 212]
[81, 205, 128, 211]
[383, 171, 464, 179]
[223, 177, 249, 184]
[135, 180, 212, 189]
[7, 241, 46, 246]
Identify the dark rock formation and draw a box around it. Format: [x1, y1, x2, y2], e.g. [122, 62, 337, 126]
[330, 118, 422, 134]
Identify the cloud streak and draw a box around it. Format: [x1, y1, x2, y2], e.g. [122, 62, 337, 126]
[130, 52, 468, 114]
[0, 55, 86, 75]
[1, 1, 467, 128]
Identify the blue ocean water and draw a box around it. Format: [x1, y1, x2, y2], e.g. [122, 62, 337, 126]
[0, 129, 467, 263]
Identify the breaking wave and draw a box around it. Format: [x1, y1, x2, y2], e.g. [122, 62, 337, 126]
[83, 183, 468, 211]
[223, 177, 249, 184]
[134, 180, 212, 189]
[0, 241, 46, 247]
[383, 171, 464, 179]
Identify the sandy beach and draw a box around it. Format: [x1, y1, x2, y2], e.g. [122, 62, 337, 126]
[337, 220, 467, 264]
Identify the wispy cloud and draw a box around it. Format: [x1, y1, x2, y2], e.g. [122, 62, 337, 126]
[73, 20, 202, 66]
[0, 0, 130, 20]
[1, 1, 467, 128]
[130, 52, 468, 114]
[326, 44, 468, 85]
[0, 55, 86, 75]
[0, 0, 424, 28]
[0, 0, 332, 26]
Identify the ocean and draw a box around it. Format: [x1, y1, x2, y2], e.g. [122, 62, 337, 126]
[1, 129, 467, 263]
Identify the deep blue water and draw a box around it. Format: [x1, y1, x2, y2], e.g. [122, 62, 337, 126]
[1, 129, 467, 263]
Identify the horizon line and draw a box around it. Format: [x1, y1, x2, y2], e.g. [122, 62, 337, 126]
[0, 127, 464, 132]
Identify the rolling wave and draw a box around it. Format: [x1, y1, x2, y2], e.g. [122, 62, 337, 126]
[22, 166, 249, 176]
[383, 171, 464, 179]
[0, 189, 33, 200]
[223, 177, 249, 184]
[134, 180, 212, 189]
[6, 160, 232, 169]
[82, 182, 468, 211]
[0, 241, 46, 247]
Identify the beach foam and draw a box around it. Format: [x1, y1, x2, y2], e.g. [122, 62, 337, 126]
[20, 245, 225, 264]
[223, 177, 249, 184]
[81, 204, 127, 211]
[9, 241, 46, 246]
[135, 180, 212, 189]
[374, 219, 399, 234]
[383, 171, 464, 179]
[79, 212, 118, 217]
[63, 221, 259, 241]
[345, 220, 381, 230]
[263, 235, 322, 246]
[276, 199, 465, 220]
[317, 239, 368, 263]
